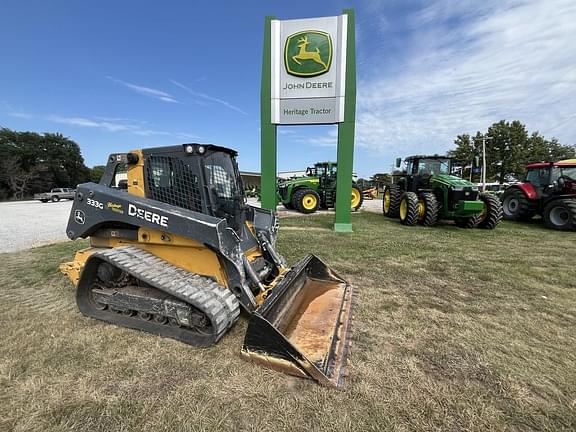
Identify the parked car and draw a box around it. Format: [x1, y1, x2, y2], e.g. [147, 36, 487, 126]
[34, 188, 76, 202]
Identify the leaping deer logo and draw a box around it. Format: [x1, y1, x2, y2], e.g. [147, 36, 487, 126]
[292, 36, 328, 69]
[285, 31, 332, 77]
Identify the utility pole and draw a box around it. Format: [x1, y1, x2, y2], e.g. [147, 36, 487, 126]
[473, 135, 493, 192]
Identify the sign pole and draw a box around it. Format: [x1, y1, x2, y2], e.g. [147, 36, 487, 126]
[261, 16, 278, 211]
[333, 9, 356, 232]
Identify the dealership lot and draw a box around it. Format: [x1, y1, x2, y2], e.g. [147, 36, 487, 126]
[0, 200, 73, 253]
[0, 198, 383, 253]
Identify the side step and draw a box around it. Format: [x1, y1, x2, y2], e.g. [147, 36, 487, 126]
[76, 246, 240, 347]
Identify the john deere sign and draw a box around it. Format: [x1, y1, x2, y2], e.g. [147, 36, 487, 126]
[285, 31, 332, 77]
[261, 10, 356, 232]
[270, 15, 348, 124]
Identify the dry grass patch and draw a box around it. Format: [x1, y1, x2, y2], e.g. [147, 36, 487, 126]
[1, 214, 575, 431]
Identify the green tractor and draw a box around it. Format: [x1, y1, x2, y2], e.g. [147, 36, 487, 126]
[277, 162, 363, 214]
[383, 155, 502, 229]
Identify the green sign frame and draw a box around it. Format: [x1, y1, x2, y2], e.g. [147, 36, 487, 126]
[261, 9, 356, 232]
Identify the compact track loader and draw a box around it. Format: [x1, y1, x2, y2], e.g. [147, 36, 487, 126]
[60, 144, 353, 388]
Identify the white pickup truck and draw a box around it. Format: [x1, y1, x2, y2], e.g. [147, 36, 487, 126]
[34, 188, 76, 202]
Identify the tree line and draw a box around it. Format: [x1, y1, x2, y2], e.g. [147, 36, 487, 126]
[364, 120, 575, 186]
[0, 128, 104, 200]
[448, 120, 575, 183]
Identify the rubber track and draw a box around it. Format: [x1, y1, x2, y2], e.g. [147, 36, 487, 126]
[92, 246, 240, 342]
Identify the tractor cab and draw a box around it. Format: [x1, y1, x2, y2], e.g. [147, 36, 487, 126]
[314, 162, 338, 189]
[524, 162, 576, 198]
[400, 156, 453, 191]
[307, 162, 337, 177]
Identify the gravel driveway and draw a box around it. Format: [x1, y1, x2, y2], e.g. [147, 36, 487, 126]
[0, 200, 73, 253]
[0, 198, 383, 254]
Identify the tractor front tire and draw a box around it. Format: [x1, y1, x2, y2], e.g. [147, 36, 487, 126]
[418, 192, 439, 227]
[383, 185, 402, 218]
[543, 198, 576, 231]
[294, 189, 320, 214]
[455, 216, 480, 229]
[399, 192, 419, 226]
[477, 193, 503, 229]
[501, 188, 534, 220]
[351, 186, 363, 211]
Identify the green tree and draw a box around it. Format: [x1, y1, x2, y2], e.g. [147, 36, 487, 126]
[449, 121, 575, 183]
[0, 127, 91, 199]
[447, 134, 481, 181]
[370, 173, 391, 184]
[90, 165, 106, 183]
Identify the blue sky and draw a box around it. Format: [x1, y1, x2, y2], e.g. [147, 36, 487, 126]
[1, 0, 575, 177]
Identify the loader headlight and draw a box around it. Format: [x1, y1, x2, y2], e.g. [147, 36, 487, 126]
[451, 186, 464, 191]
[197, 145, 206, 154]
[185, 145, 194, 154]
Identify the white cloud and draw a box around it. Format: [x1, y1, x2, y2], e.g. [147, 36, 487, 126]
[354, 0, 576, 171]
[6, 111, 197, 140]
[170, 79, 248, 115]
[47, 115, 133, 132]
[107, 76, 179, 103]
[8, 112, 33, 119]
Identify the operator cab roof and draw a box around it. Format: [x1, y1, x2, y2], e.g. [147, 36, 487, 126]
[526, 159, 576, 169]
[404, 154, 451, 161]
[142, 144, 238, 157]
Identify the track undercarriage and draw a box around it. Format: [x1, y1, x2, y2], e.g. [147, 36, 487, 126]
[76, 246, 240, 347]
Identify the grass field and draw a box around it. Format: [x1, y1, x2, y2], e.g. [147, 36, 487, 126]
[1, 213, 575, 431]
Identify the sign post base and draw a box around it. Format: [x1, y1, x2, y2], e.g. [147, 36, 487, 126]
[333, 222, 353, 233]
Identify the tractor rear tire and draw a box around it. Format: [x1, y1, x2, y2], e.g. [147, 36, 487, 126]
[351, 186, 363, 211]
[383, 185, 401, 218]
[455, 216, 480, 229]
[418, 192, 439, 227]
[399, 192, 419, 226]
[501, 188, 534, 220]
[476, 193, 503, 229]
[543, 198, 576, 231]
[294, 189, 320, 214]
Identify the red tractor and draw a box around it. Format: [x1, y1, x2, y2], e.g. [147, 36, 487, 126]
[501, 159, 576, 230]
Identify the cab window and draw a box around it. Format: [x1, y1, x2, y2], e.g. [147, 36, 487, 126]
[526, 168, 549, 186]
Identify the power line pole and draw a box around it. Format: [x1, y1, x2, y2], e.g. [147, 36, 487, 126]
[473, 135, 493, 192]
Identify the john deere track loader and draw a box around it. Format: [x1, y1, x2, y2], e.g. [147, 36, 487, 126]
[60, 144, 353, 388]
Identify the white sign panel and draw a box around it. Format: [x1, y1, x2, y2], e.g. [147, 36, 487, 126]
[271, 15, 347, 124]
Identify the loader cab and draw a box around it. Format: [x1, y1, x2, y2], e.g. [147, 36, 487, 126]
[100, 144, 246, 231]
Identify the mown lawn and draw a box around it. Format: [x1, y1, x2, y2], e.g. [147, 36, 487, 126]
[0, 213, 574, 431]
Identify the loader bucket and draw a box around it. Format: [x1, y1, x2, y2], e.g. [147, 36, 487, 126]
[242, 254, 354, 388]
